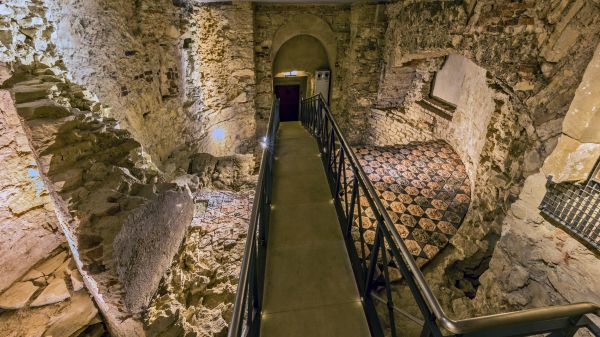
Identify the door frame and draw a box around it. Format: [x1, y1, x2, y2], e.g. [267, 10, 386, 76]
[274, 84, 302, 122]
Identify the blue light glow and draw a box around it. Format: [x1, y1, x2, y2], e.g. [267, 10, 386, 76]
[27, 168, 45, 196]
[212, 127, 225, 142]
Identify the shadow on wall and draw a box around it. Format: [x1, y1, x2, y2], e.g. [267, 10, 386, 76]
[3, 63, 194, 336]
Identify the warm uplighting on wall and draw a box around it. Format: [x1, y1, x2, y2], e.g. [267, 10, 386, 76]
[273, 70, 309, 78]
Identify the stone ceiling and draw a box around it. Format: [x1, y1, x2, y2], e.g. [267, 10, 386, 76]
[186, 0, 376, 3]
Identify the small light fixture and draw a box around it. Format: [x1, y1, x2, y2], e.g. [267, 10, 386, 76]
[260, 136, 269, 149]
[211, 128, 225, 142]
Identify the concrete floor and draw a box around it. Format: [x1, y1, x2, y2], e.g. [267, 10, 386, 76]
[260, 122, 371, 337]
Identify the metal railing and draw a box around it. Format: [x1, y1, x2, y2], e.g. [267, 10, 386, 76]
[540, 162, 600, 251]
[228, 99, 279, 337]
[300, 93, 600, 337]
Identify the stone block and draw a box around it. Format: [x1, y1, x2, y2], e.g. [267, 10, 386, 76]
[11, 83, 54, 103]
[15, 99, 70, 120]
[43, 292, 98, 337]
[0, 281, 38, 309]
[542, 135, 600, 183]
[562, 43, 600, 143]
[37, 250, 68, 276]
[113, 188, 193, 313]
[30, 277, 70, 307]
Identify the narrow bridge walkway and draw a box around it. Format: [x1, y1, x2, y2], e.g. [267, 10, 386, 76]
[260, 122, 371, 337]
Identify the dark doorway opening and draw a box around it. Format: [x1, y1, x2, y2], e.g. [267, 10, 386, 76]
[275, 85, 300, 121]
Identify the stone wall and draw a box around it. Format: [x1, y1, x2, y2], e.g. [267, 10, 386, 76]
[1, 62, 194, 336]
[182, 2, 257, 157]
[0, 63, 106, 336]
[373, 0, 600, 326]
[253, 4, 351, 129]
[370, 55, 503, 186]
[43, 0, 192, 166]
[252, 3, 387, 143]
[339, 3, 386, 142]
[383, 0, 600, 159]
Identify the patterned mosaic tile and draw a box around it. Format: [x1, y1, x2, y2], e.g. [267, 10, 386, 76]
[193, 189, 254, 236]
[343, 140, 471, 269]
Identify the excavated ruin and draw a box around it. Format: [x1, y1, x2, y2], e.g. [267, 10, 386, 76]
[1, 0, 599, 336]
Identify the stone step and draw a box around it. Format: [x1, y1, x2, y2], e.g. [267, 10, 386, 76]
[14, 79, 43, 86]
[11, 83, 55, 103]
[38, 75, 64, 83]
[16, 99, 71, 120]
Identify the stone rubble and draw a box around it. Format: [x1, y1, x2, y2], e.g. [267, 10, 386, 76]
[145, 189, 254, 337]
[0, 247, 106, 337]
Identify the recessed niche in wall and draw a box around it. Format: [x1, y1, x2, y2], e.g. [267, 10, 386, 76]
[418, 54, 469, 120]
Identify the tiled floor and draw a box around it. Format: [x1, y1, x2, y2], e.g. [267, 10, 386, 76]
[345, 141, 471, 268]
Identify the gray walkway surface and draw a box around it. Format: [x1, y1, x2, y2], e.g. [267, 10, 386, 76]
[260, 122, 371, 337]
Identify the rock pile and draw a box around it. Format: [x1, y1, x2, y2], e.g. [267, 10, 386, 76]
[0, 247, 105, 337]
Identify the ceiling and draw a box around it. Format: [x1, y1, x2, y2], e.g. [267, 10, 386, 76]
[187, 0, 381, 4]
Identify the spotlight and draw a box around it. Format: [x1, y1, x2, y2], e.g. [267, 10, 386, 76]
[211, 128, 225, 142]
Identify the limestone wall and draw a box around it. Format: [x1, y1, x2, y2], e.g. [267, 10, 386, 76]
[0, 73, 64, 293]
[182, 2, 257, 157]
[0, 4, 109, 335]
[1, 63, 194, 336]
[542, 43, 600, 183]
[0, 64, 106, 337]
[43, 0, 192, 165]
[0, 0, 57, 66]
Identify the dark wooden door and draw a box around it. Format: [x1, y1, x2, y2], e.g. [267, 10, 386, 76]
[275, 85, 300, 121]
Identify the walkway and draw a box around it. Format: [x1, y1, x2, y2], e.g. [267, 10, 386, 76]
[260, 122, 371, 337]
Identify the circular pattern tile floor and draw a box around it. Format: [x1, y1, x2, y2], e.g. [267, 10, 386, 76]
[343, 140, 471, 270]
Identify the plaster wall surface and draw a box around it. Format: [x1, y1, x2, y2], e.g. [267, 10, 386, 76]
[431, 54, 468, 106]
[273, 34, 330, 75]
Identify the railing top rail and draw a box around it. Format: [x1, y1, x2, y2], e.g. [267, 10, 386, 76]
[303, 93, 600, 334]
[228, 98, 279, 337]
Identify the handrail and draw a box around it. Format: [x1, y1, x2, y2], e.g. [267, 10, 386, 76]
[228, 98, 279, 337]
[300, 93, 600, 337]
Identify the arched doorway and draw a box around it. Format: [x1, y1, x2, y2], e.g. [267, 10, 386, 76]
[272, 35, 330, 121]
